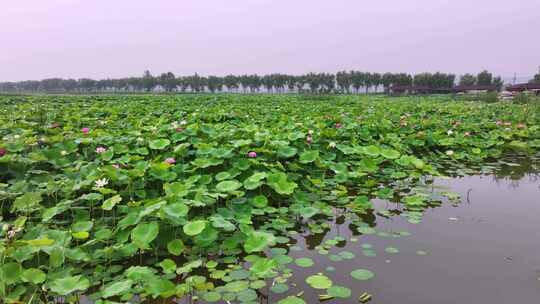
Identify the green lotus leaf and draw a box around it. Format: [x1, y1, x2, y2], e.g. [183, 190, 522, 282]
[162, 202, 189, 218]
[243, 172, 267, 190]
[71, 220, 93, 232]
[149, 138, 171, 150]
[102, 195, 122, 210]
[50, 275, 90, 295]
[350, 269, 375, 280]
[299, 150, 319, 163]
[72, 231, 89, 239]
[125, 266, 157, 282]
[167, 239, 185, 255]
[250, 257, 277, 278]
[277, 146, 298, 158]
[131, 222, 159, 249]
[0, 262, 23, 285]
[164, 182, 191, 197]
[202, 291, 222, 302]
[183, 220, 207, 236]
[224, 280, 250, 292]
[327, 285, 351, 298]
[363, 145, 381, 157]
[299, 206, 319, 218]
[381, 148, 401, 159]
[244, 231, 275, 253]
[145, 278, 176, 298]
[216, 180, 242, 192]
[102, 279, 133, 298]
[21, 268, 47, 284]
[267, 172, 297, 195]
[306, 274, 332, 289]
[11, 192, 42, 212]
[294, 257, 314, 268]
[251, 195, 268, 208]
[271, 283, 289, 294]
[237, 289, 258, 302]
[23, 238, 55, 247]
[159, 259, 177, 273]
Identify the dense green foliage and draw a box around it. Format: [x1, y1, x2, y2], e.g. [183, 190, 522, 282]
[0, 94, 538, 303]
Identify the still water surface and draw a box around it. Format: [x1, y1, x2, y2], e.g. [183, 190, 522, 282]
[268, 172, 540, 304]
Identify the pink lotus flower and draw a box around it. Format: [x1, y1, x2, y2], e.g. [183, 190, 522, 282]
[464, 132, 471, 137]
[0, 148, 6, 157]
[495, 121, 502, 126]
[248, 151, 257, 158]
[50, 122, 59, 129]
[95, 147, 107, 153]
[81, 127, 90, 134]
[164, 157, 176, 165]
[503, 122, 512, 127]
[306, 135, 313, 144]
[335, 123, 342, 129]
[516, 123, 526, 129]
[175, 128, 184, 132]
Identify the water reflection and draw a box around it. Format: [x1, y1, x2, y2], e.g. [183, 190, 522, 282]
[276, 156, 540, 304]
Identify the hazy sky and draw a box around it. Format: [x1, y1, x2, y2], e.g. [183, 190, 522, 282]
[1, 0, 539, 81]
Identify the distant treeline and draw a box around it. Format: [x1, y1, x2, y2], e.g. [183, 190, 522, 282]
[0, 69, 535, 94]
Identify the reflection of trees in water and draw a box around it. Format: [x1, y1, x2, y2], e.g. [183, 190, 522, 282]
[303, 207, 378, 249]
[491, 155, 540, 188]
[302, 155, 539, 249]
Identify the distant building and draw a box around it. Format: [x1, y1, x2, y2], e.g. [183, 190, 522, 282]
[452, 85, 498, 93]
[506, 83, 540, 95]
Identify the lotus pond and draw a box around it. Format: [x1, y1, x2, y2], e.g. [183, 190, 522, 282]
[0, 94, 539, 304]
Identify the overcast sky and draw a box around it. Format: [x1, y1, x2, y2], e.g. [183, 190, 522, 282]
[1, 0, 539, 82]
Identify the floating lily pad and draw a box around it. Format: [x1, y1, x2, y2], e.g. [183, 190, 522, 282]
[202, 291, 221, 302]
[329, 254, 343, 262]
[338, 251, 356, 260]
[385, 247, 400, 254]
[351, 269, 375, 281]
[295, 257, 314, 268]
[270, 283, 289, 294]
[327, 285, 352, 298]
[306, 274, 333, 289]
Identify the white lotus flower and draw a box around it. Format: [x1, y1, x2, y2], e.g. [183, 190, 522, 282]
[94, 178, 109, 188]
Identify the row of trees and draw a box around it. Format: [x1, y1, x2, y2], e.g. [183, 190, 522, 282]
[0, 70, 507, 94]
[458, 70, 504, 88]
